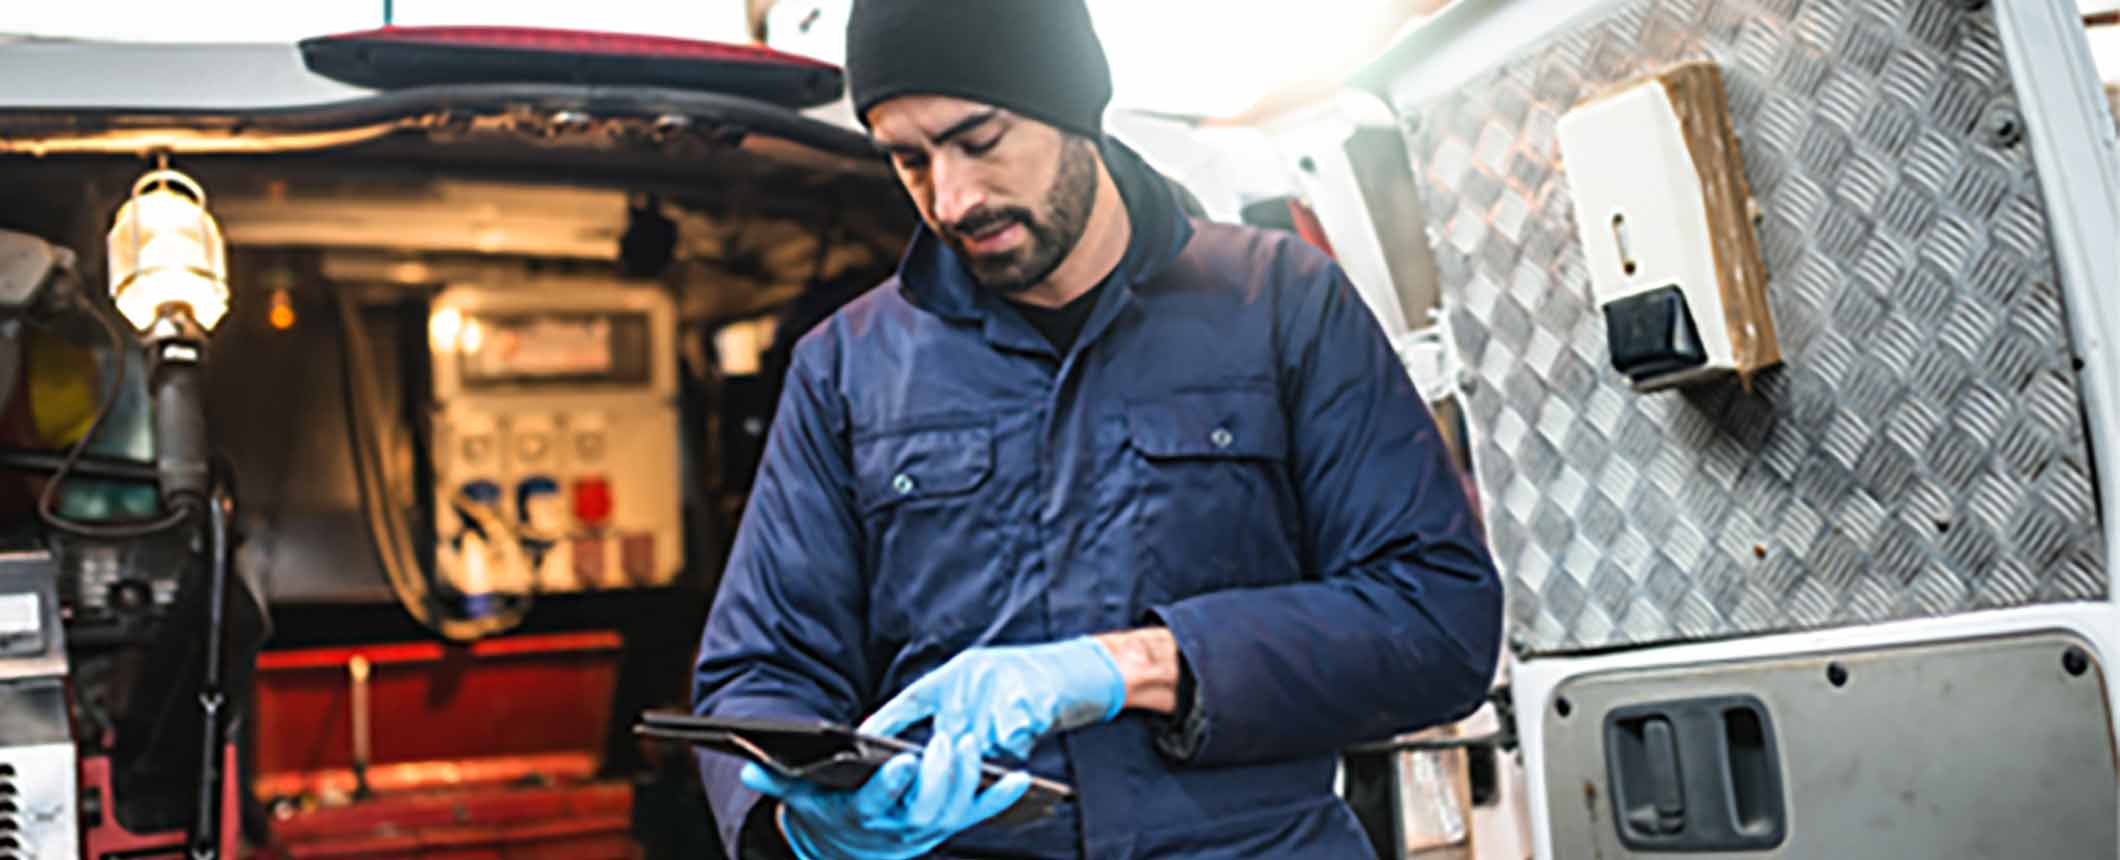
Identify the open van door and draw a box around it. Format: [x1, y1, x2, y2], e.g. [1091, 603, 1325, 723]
[1258, 0, 2120, 856]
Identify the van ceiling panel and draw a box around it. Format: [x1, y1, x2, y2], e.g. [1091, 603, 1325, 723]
[1385, 0, 2105, 655]
[217, 180, 630, 258]
[203, 172, 901, 317]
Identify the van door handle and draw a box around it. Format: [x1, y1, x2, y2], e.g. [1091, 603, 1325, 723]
[1606, 695, 1785, 850]
[1620, 716, 1685, 835]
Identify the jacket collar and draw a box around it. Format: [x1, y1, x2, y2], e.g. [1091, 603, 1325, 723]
[897, 136, 1196, 342]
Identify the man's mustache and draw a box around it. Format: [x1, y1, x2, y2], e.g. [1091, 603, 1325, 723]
[946, 207, 1036, 246]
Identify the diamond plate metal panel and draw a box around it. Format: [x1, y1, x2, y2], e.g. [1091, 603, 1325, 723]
[1389, 0, 2107, 654]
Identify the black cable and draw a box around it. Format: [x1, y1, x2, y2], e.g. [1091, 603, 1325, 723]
[189, 484, 233, 860]
[211, 453, 272, 643]
[35, 289, 193, 539]
[333, 292, 529, 641]
[0, 447, 158, 484]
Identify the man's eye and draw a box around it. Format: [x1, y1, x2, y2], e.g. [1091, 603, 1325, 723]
[893, 152, 930, 170]
[962, 136, 1001, 156]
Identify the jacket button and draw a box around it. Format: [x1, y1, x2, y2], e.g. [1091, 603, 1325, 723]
[1210, 427, 1234, 449]
[892, 473, 916, 495]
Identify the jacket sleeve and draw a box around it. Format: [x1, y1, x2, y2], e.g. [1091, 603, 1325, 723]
[1150, 239, 1503, 768]
[692, 333, 874, 858]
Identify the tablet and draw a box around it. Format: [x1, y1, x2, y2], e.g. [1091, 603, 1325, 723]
[635, 711, 1074, 826]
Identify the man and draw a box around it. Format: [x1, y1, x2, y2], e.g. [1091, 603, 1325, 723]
[693, 1, 1503, 857]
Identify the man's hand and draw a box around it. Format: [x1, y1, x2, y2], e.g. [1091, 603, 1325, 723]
[740, 732, 1029, 860]
[858, 630, 1181, 760]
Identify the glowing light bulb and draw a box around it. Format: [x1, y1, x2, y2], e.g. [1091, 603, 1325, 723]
[106, 168, 229, 332]
[269, 288, 297, 331]
[430, 306, 464, 351]
[460, 319, 486, 354]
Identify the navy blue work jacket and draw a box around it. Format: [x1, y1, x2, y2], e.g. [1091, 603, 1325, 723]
[694, 140, 1502, 859]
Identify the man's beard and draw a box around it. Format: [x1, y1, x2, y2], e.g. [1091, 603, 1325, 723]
[942, 138, 1098, 293]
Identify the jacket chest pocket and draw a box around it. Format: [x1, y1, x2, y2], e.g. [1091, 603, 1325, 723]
[1123, 387, 1300, 599]
[853, 421, 1003, 637]
[854, 422, 994, 514]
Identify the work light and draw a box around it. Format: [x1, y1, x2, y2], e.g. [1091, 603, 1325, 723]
[107, 168, 229, 334]
[102, 166, 229, 512]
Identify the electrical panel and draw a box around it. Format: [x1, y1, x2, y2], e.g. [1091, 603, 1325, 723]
[426, 284, 683, 605]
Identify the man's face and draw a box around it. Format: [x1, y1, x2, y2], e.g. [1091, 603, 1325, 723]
[868, 95, 1098, 293]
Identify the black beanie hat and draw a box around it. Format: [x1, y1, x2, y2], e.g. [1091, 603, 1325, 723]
[845, 0, 1113, 140]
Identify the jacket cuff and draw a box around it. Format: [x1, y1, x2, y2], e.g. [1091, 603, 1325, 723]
[697, 747, 784, 860]
[1152, 651, 1208, 761]
[1143, 607, 1211, 763]
[739, 799, 798, 860]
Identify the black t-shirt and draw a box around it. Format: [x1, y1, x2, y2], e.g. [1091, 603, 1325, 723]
[1007, 280, 1107, 355]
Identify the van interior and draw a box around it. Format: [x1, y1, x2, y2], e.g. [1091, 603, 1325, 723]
[0, 88, 916, 855]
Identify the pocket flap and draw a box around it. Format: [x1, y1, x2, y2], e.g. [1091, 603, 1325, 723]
[1126, 388, 1288, 461]
[854, 423, 994, 512]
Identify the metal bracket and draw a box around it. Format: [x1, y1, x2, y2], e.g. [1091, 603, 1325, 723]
[1347, 685, 1519, 755]
[1392, 319, 1460, 406]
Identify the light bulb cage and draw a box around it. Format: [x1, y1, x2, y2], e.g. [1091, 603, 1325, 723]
[107, 168, 230, 333]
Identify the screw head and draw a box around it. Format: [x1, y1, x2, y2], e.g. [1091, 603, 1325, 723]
[1981, 102, 2025, 148]
[2064, 646, 2091, 677]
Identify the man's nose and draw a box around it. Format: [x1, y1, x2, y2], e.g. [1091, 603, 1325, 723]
[930, 157, 987, 227]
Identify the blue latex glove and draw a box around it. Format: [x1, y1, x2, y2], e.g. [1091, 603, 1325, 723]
[859, 637, 1127, 760]
[740, 732, 1030, 860]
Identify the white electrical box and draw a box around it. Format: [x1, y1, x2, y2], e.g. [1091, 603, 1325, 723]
[0, 553, 78, 860]
[427, 283, 683, 602]
[1556, 62, 1777, 391]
